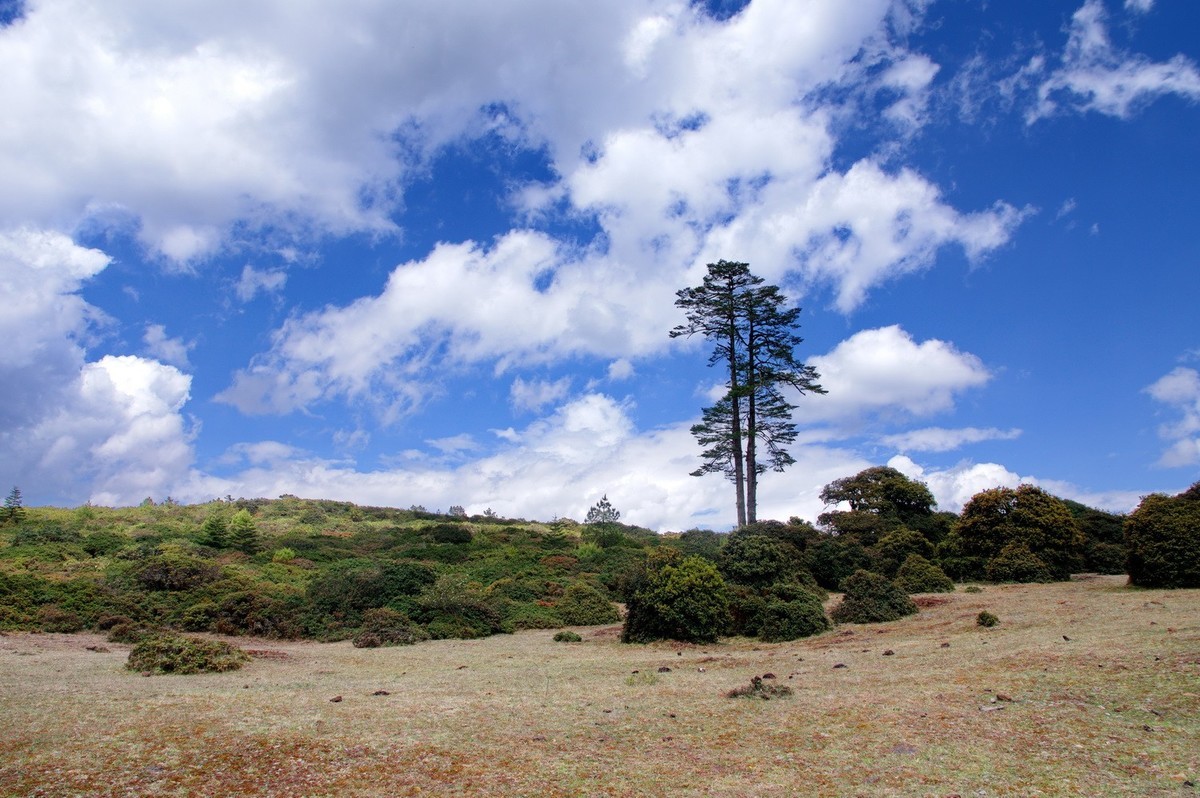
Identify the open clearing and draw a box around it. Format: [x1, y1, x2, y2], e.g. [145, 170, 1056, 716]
[1, 576, 1197, 797]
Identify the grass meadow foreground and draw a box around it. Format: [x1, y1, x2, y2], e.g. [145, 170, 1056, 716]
[0, 576, 1196, 797]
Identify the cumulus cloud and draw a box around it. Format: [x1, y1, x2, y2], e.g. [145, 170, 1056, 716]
[878, 426, 1022, 453]
[1146, 366, 1200, 466]
[235, 265, 288, 302]
[1032, 0, 1200, 121]
[806, 326, 991, 424]
[888, 455, 1026, 513]
[0, 227, 197, 504]
[185, 391, 867, 529]
[143, 324, 193, 367]
[510, 376, 573, 413]
[216, 232, 681, 417]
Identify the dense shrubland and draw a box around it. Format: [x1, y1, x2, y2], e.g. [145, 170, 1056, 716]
[0, 474, 1187, 648]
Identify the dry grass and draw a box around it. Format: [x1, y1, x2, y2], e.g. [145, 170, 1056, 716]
[0, 576, 1197, 797]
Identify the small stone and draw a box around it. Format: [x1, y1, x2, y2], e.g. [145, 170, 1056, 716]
[761, 673, 776, 679]
[996, 693, 1013, 702]
[833, 663, 847, 669]
[940, 642, 951, 648]
[882, 650, 895, 656]
[330, 695, 343, 703]
[372, 690, 390, 696]
[658, 666, 671, 673]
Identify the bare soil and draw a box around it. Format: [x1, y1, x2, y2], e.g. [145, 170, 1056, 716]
[1, 576, 1197, 797]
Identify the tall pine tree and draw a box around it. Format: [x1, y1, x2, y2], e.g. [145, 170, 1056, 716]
[671, 261, 824, 525]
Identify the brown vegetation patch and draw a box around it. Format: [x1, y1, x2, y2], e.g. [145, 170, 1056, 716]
[913, 595, 952, 608]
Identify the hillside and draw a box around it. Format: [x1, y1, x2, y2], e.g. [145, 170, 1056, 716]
[0, 497, 658, 641]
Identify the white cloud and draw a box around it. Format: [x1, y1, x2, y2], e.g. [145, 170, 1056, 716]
[879, 426, 1022, 453]
[184, 391, 868, 530]
[26, 355, 196, 505]
[1033, 0, 1200, 121]
[607, 358, 636, 381]
[143, 324, 193, 368]
[806, 325, 991, 423]
[216, 231, 681, 417]
[1124, 0, 1154, 13]
[1146, 366, 1200, 466]
[888, 455, 1026, 513]
[510, 376, 573, 414]
[236, 265, 288, 302]
[0, 227, 197, 504]
[428, 434, 479, 455]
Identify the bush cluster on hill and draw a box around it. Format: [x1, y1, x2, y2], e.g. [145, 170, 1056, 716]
[2, 474, 1184, 654]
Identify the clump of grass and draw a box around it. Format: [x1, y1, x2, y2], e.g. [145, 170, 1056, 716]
[964, 585, 983, 594]
[125, 634, 250, 674]
[625, 672, 659, 686]
[553, 630, 582, 643]
[727, 675, 793, 700]
[976, 610, 999, 628]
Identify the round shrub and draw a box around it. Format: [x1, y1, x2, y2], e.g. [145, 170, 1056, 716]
[622, 554, 731, 644]
[497, 601, 563, 632]
[553, 630, 583, 643]
[830, 569, 917, 625]
[956, 485, 1084, 580]
[352, 607, 429, 648]
[719, 534, 798, 589]
[555, 581, 619, 626]
[977, 611, 999, 628]
[131, 553, 222, 592]
[108, 622, 155, 644]
[985, 542, 1053, 583]
[36, 605, 84, 633]
[805, 536, 870, 591]
[893, 554, 954, 594]
[1124, 486, 1200, 588]
[757, 593, 831, 642]
[126, 634, 250, 674]
[429, 524, 473, 545]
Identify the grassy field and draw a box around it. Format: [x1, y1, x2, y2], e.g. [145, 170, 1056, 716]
[0, 575, 1196, 797]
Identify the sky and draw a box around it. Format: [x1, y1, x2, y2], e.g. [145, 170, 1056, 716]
[1, 0, 1198, 530]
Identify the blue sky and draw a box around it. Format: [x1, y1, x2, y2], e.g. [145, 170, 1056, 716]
[2, 0, 1198, 529]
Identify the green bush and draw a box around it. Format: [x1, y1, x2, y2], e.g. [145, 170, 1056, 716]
[1124, 485, 1200, 588]
[82, 531, 129, 557]
[893, 554, 954, 594]
[108, 622, 156, 644]
[830, 569, 917, 624]
[555, 581, 619, 626]
[497, 601, 563, 632]
[36, 605, 84, 633]
[553, 630, 583, 642]
[415, 574, 503, 639]
[622, 553, 730, 644]
[306, 559, 437, 622]
[805, 536, 870, 591]
[352, 607, 430, 648]
[126, 634, 250, 674]
[11, 521, 82, 546]
[719, 534, 798, 589]
[429, 524, 473, 545]
[957, 485, 1084, 580]
[757, 593, 830, 642]
[976, 611, 999, 628]
[985, 542, 1053, 583]
[131, 553, 222, 592]
[871, 529, 935, 578]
